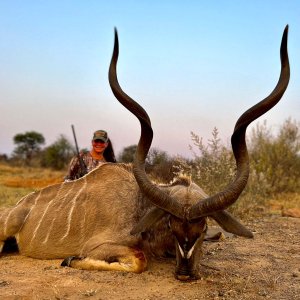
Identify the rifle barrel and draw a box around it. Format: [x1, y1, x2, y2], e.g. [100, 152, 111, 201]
[71, 124, 80, 156]
[71, 124, 88, 177]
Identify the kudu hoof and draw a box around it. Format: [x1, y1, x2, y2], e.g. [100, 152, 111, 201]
[61, 256, 82, 267]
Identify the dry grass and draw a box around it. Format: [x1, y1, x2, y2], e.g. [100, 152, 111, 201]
[229, 191, 300, 220]
[0, 162, 65, 207]
[4, 177, 62, 189]
[268, 192, 300, 209]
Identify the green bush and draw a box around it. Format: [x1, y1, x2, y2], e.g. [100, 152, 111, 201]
[189, 127, 235, 195]
[41, 135, 74, 170]
[249, 118, 300, 194]
[174, 119, 300, 216]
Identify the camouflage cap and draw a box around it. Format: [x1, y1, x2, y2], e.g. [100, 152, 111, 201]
[92, 130, 108, 142]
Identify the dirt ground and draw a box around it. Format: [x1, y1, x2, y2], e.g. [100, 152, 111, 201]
[0, 215, 299, 300]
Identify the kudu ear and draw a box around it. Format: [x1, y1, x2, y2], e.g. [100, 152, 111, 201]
[209, 211, 254, 238]
[130, 207, 167, 235]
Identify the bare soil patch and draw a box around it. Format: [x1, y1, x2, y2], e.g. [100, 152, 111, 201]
[0, 215, 299, 300]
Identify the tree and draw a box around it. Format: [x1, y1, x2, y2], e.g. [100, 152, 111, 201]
[118, 145, 176, 182]
[0, 154, 8, 162]
[146, 148, 176, 183]
[13, 131, 45, 165]
[118, 145, 138, 163]
[41, 135, 74, 170]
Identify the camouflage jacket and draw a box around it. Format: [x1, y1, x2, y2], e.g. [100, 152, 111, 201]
[64, 151, 106, 181]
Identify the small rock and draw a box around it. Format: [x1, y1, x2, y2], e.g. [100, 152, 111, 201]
[0, 280, 9, 287]
[258, 290, 268, 297]
[43, 265, 58, 271]
[282, 208, 300, 218]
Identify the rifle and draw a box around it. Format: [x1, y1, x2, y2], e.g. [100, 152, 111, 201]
[71, 124, 88, 177]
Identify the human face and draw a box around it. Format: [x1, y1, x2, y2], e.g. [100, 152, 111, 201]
[92, 139, 108, 154]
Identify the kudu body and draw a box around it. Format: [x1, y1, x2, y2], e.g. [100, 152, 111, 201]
[0, 26, 289, 280]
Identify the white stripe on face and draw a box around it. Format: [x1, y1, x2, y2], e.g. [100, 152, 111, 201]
[178, 242, 184, 258]
[177, 237, 199, 259]
[187, 243, 196, 259]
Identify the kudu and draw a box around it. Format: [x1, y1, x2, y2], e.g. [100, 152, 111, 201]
[0, 26, 290, 280]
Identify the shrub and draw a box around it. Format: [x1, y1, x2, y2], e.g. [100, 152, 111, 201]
[189, 127, 235, 195]
[249, 118, 300, 194]
[41, 135, 74, 170]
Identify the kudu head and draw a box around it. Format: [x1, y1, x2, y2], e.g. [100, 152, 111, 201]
[109, 26, 290, 280]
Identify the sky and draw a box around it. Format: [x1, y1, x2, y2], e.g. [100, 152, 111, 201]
[0, 1, 299, 158]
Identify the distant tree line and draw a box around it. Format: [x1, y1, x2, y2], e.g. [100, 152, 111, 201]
[0, 118, 299, 197]
[1, 132, 75, 170]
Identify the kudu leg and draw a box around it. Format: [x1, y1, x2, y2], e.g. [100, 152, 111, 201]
[61, 242, 147, 273]
[0, 207, 30, 253]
